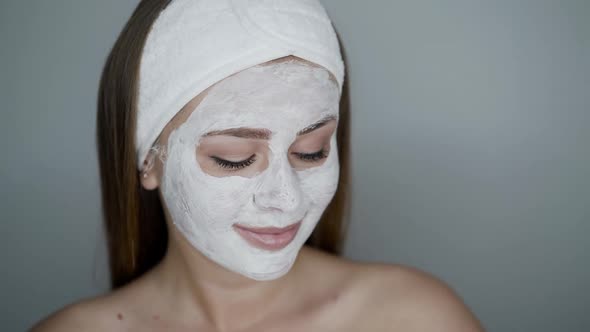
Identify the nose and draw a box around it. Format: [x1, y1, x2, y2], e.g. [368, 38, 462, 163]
[253, 158, 302, 213]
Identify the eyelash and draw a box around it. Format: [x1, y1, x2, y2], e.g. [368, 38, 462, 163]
[293, 149, 328, 162]
[211, 149, 328, 171]
[211, 154, 257, 171]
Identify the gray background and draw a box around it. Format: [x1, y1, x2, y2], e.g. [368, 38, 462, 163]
[1, 0, 588, 331]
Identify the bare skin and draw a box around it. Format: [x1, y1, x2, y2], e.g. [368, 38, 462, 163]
[32, 247, 484, 332]
[32, 57, 485, 332]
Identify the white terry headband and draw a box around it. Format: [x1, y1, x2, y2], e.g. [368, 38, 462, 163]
[136, 0, 345, 170]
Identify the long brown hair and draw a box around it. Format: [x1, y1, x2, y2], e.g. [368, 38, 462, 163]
[96, 0, 351, 289]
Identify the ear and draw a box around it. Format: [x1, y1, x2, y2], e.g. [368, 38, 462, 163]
[139, 153, 160, 191]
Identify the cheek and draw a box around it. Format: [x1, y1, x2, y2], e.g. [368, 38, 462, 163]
[193, 175, 257, 224]
[164, 139, 256, 226]
[298, 156, 340, 205]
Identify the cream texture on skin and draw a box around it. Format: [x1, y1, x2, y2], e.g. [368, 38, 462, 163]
[159, 60, 341, 280]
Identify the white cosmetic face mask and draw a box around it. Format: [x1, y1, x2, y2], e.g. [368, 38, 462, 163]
[159, 60, 341, 280]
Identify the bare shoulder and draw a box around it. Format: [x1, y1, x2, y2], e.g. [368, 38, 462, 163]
[29, 285, 138, 332]
[349, 261, 485, 331]
[299, 248, 483, 331]
[29, 296, 112, 332]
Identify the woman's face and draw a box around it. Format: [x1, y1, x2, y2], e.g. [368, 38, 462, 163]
[142, 57, 341, 280]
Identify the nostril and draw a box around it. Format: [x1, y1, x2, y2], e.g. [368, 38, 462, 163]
[253, 190, 301, 213]
[253, 193, 288, 212]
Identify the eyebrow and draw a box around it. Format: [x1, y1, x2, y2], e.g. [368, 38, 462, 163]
[202, 115, 337, 139]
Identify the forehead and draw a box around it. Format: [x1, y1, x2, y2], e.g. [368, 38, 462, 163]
[185, 60, 340, 133]
[158, 58, 340, 142]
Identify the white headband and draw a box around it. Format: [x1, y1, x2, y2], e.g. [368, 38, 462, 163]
[135, 0, 345, 170]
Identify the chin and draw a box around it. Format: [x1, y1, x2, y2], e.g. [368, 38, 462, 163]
[241, 259, 296, 281]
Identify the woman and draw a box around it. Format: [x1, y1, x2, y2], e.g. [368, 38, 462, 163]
[33, 0, 484, 330]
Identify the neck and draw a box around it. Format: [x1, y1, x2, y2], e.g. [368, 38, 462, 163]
[152, 229, 303, 331]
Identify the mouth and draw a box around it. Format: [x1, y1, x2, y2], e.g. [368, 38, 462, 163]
[233, 220, 303, 251]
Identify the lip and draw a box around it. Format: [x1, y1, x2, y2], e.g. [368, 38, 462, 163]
[233, 220, 302, 251]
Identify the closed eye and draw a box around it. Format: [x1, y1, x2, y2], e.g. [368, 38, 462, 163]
[292, 149, 328, 162]
[211, 154, 256, 171]
[210, 148, 328, 172]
